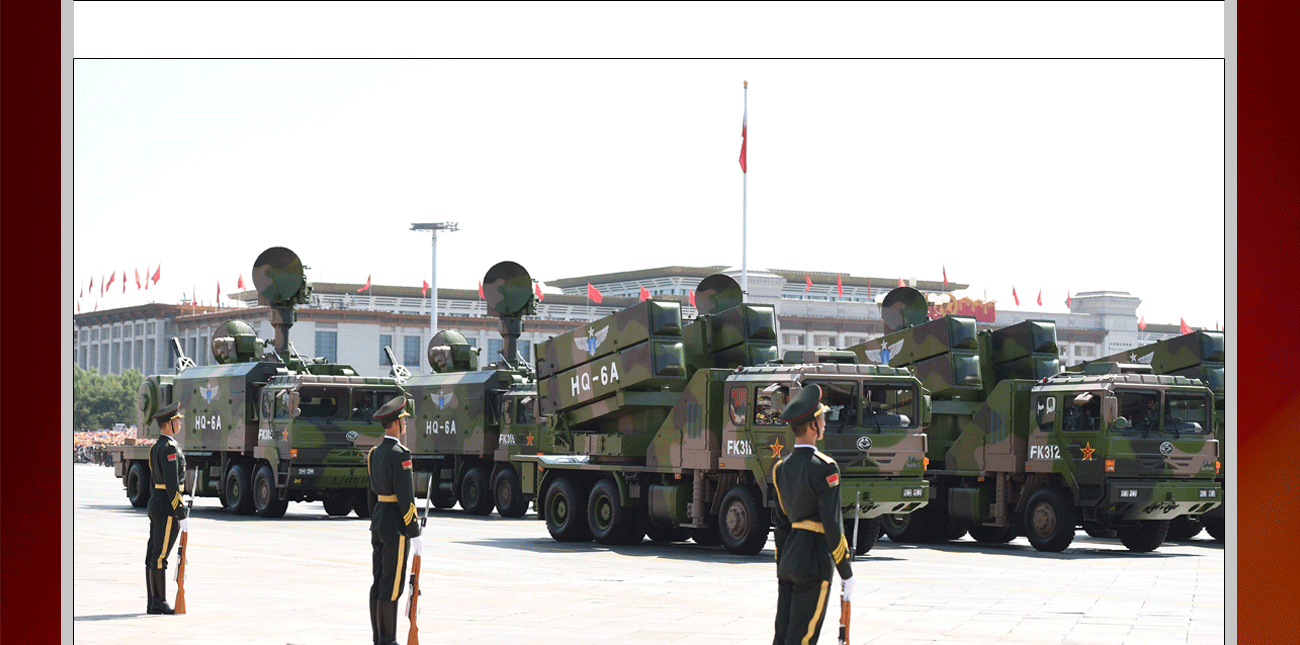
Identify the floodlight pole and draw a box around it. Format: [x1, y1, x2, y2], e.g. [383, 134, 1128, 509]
[410, 222, 459, 341]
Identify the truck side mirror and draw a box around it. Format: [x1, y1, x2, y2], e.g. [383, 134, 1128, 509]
[1101, 395, 1118, 424]
[922, 394, 932, 425]
[288, 391, 302, 417]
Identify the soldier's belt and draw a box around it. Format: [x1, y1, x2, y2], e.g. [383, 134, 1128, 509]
[791, 520, 825, 533]
[154, 484, 185, 491]
[376, 494, 398, 502]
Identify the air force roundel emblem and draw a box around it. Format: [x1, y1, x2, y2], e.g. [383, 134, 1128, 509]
[574, 326, 610, 356]
[432, 391, 450, 409]
[200, 383, 218, 404]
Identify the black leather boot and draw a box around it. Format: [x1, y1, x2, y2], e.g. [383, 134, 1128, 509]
[145, 567, 155, 613]
[369, 598, 380, 645]
[148, 568, 175, 615]
[376, 600, 399, 645]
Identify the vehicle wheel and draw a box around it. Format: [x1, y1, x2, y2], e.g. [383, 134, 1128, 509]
[545, 477, 592, 542]
[126, 462, 152, 508]
[1118, 520, 1169, 553]
[690, 527, 723, 546]
[716, 484, 769, 555]
[352, 496, 372, 518]
[1083, 524, 1117, 539]
[432, 493, 456, 509]
[323, 495, 353, 516]
[224, 463, 255, 515]
[846, 517, 882, 555]
[588, 479, 634, 545]
[968, 524, 1018, 544]
[622, 507, 649, 545]
[1023, 488, 1076, 552]
[460, 467, 494, 516]
[881, 509, 929, 543]
[253, 465, 289, 518]
[646, 519, 687, 543]
[1166, 516, 1204, 541]
[1204, 516, 1225, 541]
[947, 525, 969, 541]
[493, 468, 528, 518]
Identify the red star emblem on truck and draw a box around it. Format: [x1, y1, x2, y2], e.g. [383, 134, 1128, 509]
[769, 437, 784, 459]
[1081, 442, 1096, 461]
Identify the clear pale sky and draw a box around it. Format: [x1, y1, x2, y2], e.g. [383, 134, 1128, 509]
[71, 2, 1228, 329]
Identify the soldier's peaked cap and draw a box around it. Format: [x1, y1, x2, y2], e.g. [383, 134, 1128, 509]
[152, 401, 184, 425]
[375, 396, 410, 425]
[779, 383, 830, 425]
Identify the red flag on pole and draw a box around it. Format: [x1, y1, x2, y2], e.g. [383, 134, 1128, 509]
[1065, 292, 1072, 308]
[836, 275, 843, 298]
[144, 266, 150, 290]
[804, 273, 812, 292]
[587, 283, 603, 304]
[1138, 316, 1146, 331]
[89, 276, 94, 292]
[478, 281, 484, 299]
[1036, 289, 1042, 306]
[1012, 286, 1019, 306]
[534, 282, 544, 301]
[942, 265, 947, 287]
[421, 280, 429, 297]
[217, 281, 222, 304]
[122, 272, 127, 294]
[152, 265, 161, 285]
[1179, 318, 1191, 334]
[79, 287, 84, 299]
[739, 98, 747, 173]
[357, 275, 371, 292]
[107, 271, 116, 289]
[898, 277, 904, 288]
[639, 286, 650, 302]
[238, 273, 245, 290]
[135, 268, 142, 289]
[689, 289, 696, 307]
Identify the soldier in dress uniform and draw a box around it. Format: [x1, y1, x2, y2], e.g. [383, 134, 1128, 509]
[145, 401, 189, 615]
[771, 383, 855, 645]
[367, 396, 423, 645]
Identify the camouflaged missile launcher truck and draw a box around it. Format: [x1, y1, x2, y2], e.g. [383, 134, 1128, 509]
[1074, 330, 1225, 542]
[112, 248, 405, 518]
[847, 292, 1221, 553]
[510, 275, 930, 557]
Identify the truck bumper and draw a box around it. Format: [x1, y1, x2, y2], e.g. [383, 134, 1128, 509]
[839, 478, 930, 519]
[1103, 480, 1222, 521]
[286, 465, 369, 491]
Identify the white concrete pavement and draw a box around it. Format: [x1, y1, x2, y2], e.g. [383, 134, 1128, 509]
[71, 463, 1225, 644]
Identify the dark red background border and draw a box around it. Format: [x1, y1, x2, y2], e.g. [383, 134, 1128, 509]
[2, 4, 1284, 645]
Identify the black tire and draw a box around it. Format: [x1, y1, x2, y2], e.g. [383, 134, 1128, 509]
[545, 477, 592, 542]
[1023, 487, 1076, 552]
[322, 495, 353, 516]
[946, 525, 969, 541]
[845, 517, 882, 555]
[588, 479, 634, 545]
[881, 510, 929, 543]
[1204, 516, 1225, 541]
[1166, 516, 1204, 541]
[460, 467, 494, 516]
[224, 463, 255, 515]
[432, 493, 456, 509]
[352, 496, 372, 518]
[718, 484, 770, 556]
[645, 519, 688, 543]
[621, 507, 649, 545]
[126, 462, 152, 508]
[253, 465, 289, 518]
[969, 524, 1018, 544]
[690, 526, 723, 546]
[1083, 524, 1117, 539]
[1118, 520, 1169, 553]
[493, 468, 528, 518]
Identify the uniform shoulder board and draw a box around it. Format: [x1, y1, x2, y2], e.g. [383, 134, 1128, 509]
[814, 450, 836, 465]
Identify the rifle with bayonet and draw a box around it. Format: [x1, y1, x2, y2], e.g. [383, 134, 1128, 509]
[174, 468, 197, 614]
[406, 473, 434, 645]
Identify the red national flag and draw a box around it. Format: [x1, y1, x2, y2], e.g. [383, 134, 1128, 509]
[1036, 289, 1042, 306]
[1012, 286, 1019, 306]
[216, 281, 222, 303]
[897, 277, 904, 288]
[1179, 317, 1191, 334]
[836, 275, 843, 298]
[587, 283, 603, 304]
[106, 271, 115, 289]
[238, 273, 245, 290]
[152, 265, 161, 285]
[421, 280, 429, 297]
[1138, 316, 1146, 331]
[122, 272, 127, 294]
[94, 302, 98, 311]
[1065, 292, 1072, 308]
[534, 282, 544, 301]
[689, 289, 696, 307]
[79, 287, 84, 299]
[357, 275, 371, 292]
[942, 264, 947, 287]
[738, 104, 747, 173]
[135, 268, 142, 289]
[144, 266, 151, 289]
[639, 286, 651, 302]
[478, 281, 484, 299]
[804, 273, 812, 292]
[89, 276, 94, 291]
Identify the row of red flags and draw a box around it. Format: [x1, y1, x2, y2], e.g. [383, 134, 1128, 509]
[80, 266, 164, 299]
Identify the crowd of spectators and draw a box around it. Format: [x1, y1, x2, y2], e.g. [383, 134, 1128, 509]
[74, 427, 154, 465]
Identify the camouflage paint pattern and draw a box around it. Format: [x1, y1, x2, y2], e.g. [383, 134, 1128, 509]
[682, 303, 779, 371]
[536, 300, 684, 379]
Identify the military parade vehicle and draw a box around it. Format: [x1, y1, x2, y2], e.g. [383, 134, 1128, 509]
[402, 263, 931, 555]
[845, 287, 1222, 553]
[109, 248, 405, 518]
[1074, 329, 1226, 541]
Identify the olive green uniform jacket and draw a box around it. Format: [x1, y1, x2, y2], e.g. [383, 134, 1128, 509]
[772, 446, 852, 582]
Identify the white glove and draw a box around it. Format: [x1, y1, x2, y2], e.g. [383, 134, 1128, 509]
[842, 576, 855, 601]
[179, 518, 190, 533]
[411, 536, 423, 557]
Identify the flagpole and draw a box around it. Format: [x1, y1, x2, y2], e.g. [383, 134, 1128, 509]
[741, 80, 748, 298]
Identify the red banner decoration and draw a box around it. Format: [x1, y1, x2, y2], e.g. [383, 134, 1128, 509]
[928, 295, 997, 323]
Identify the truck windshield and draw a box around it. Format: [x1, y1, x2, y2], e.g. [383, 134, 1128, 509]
[351, 389, 402, 422]
[1165, 391, 1210, 435]
[862, 384, 916, 429]
[813, 381, 857, 432]
[1116, 390, 1160, 434]
[297, 386, 345, 420]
